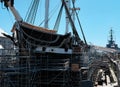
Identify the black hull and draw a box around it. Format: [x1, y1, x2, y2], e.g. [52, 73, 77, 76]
[0, 22, 82, 87]
[0, 51, 82, 87]
[14, 22, 71, 49]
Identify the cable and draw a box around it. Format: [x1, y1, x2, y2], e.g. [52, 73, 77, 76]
[72, 0, 87, 45]
[53, 3, 63, 32]
[24, 0, 40, 24]
[39, 1, 61, 27]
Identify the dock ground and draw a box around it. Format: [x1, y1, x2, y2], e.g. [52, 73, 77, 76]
[96, 75, 118, 87]
[95, 66, 118, 87]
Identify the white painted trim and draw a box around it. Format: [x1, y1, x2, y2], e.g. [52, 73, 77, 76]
[34, 46, 72, 54]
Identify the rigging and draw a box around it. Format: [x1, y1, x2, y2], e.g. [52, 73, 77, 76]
[62, 0, 82, 44]
[39, 1, 61, 27]
[53, 3, 63, 32]
[71, 0, 88, 45]
[24, 0, 40, 24]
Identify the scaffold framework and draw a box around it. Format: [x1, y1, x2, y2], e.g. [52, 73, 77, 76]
[0, 48, 81, 87]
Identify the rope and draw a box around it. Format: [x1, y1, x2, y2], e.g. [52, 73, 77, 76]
[62, 0, 81, 43]
[72, 0, 87, 45]
[20, 26, 67, 48]
[53, 3, 63, 32]
[19, 26, 65, 48]
[20, 26, 60, 43]
[24, 0, 40, 24]
[39, 1, 61, 27]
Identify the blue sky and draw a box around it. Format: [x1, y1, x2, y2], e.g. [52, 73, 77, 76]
[0, 0, 120, 47]
[79, 0, 120, 47]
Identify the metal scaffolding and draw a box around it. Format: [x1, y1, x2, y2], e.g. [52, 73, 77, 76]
[0, 48, 81, 87]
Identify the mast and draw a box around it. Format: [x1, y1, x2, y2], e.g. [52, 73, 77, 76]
[62, 0, 81, 42]
[110, 29, 113, 42]
[70, 0, 80, 23]
[65, 0, 70, 34]
[108, 28, 114, 46]
[44, 0, 49, 28]
[5, 1, 22, 21]
[106, 28, 118, 49]
[71, 0, 87, 45]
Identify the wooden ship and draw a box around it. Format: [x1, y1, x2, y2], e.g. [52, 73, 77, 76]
[0, 0, 89, 87]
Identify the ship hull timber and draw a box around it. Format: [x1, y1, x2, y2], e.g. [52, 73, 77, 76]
[0, 21, 82, 87]
[0, 0, 84, 86]
[12, 22, 71, 49]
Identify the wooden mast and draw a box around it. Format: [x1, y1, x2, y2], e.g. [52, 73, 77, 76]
[65, 0, 70, 34]
[44, 0, 49, 28]
[7, 1, 23, 21]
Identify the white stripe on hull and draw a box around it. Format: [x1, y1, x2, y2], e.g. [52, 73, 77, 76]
[34, 46, 72, 54]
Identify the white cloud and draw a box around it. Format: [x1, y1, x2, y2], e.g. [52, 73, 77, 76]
[0, 28, 8, 37]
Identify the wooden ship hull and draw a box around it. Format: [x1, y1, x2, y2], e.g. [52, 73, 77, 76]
[0, 0, 85, 87]
[10, 21, 82, 87]
[12, 22, 72, 51]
